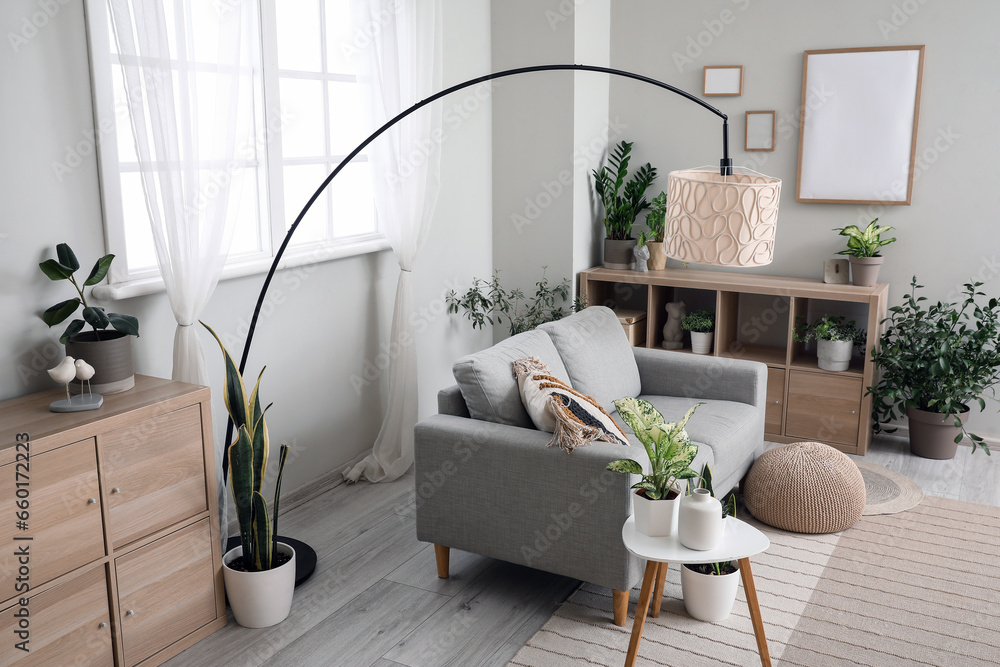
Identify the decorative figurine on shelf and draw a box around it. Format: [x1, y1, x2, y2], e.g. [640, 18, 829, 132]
[633, 232, 650, 273]
[48, 356, 103, 413]
[663, 301, 686, 350]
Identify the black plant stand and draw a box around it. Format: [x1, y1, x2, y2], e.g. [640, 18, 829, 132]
[225, 536, 317, 586]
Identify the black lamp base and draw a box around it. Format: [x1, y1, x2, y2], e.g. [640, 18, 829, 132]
[225, 535, 317, 586]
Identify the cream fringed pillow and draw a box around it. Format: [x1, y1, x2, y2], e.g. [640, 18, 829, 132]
[513, 357, 628, 452]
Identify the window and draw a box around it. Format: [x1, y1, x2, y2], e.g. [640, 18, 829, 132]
[86, 0, 382, 295]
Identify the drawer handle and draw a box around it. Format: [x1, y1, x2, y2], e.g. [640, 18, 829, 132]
[98, 622, 108, 629]
[88, 498, 98, 505]
[773, 400, 780, 404]
[112, 487, 122, 494]
[126, 609, 135, 616]
[851, 410, 856, 414]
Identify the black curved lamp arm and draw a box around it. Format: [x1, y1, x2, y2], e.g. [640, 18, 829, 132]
[223, 63, 732, 476]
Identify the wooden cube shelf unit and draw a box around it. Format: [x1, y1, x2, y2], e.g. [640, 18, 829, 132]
[580, 267, 889, 455]
[0, 376, 226, 666]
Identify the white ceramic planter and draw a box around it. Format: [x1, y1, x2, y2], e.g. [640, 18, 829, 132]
[690, 331, 713, 355]
[816, 339, 853, 372]
[223, 542, 296, 628]
[681, 562, 740, 622]
[679, 488, 724, 551]
[632, 490, 680, 537]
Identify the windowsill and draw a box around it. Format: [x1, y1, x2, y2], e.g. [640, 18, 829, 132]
[92, 236, 392, 300]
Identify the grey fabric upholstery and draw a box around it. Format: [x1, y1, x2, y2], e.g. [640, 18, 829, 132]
[415, 307, 766, 603]
[452, 329, 570, 428]
[539, 306, 640, 413]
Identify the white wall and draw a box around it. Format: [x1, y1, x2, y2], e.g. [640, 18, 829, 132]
[610, 0, 1000, 440]
[0, 0, 493, 494]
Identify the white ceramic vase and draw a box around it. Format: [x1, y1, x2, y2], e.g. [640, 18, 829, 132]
[681, 562, 741, 622]
[816, 339, 853, 372]
[632, 490, 680, 537]
[223, 542, 296, 628]
[679, 488, 724, 550]
[690, 331, 713, 355]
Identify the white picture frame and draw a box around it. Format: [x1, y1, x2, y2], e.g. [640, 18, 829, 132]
[745, 111, 776, 151]
[703, 66, 743, 96]
[796, 45, 925, 205]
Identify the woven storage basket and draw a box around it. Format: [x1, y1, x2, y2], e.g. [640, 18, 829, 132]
[744, 442, 865, 533]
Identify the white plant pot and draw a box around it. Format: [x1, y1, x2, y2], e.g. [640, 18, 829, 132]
[679, 488, 724, 551]
[681, 562, 740, 622]
[223, 542, 296, 628]
[817, 339, 853, 372]
[690, 331, 713, 355]
[632, 490, 681, 537]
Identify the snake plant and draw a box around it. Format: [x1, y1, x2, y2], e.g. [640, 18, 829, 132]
[203, 322, 289, 571]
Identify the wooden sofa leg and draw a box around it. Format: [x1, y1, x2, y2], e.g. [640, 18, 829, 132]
[434, 544, 450, 579]
[612, 589, 628, 627]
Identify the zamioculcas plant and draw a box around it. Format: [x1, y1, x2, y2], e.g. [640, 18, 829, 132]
[202, 322, 289, 571]
[593, 141, 657, 241]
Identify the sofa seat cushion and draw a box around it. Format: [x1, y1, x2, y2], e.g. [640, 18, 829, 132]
[453, 329, 571, 428]
[539, 306, 641, 413]
[637, 395, 760, 494]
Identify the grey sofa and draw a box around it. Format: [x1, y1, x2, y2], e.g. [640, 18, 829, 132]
[414, 306, 766, 625]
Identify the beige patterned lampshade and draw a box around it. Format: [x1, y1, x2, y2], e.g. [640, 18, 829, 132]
[664, 168, 781, 267]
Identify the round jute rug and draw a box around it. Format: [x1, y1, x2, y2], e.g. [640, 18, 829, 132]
[855, 460, 924, 515]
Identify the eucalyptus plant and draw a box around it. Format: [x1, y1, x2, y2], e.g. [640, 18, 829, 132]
[794, 315, 866, 350]
[681, 309, 715, 334]
[38, 243, 139, 343]
[607, 399, 703, 499]
[834, 219, 896, 258]
[593, 141, 657, 241]
[203, 322, 290, 571]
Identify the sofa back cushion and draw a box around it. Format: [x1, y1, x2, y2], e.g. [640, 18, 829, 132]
[452, 329, 571, 428]
[539, 306, 641, 413]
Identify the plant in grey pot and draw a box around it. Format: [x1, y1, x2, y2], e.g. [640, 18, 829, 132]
[682, 309, 715, 355]
[203, 322, 294, 628]
[39, 243, 139, 394]
[644, 191, 668, 271]
[833, 219, 896, 286]
[869, 277, 1000, 459]
[606, 399, 702, 537]
[593, 140, 657, 270]
[794, 315, 866, 372]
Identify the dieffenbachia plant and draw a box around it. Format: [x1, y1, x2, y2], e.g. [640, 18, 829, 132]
[833, 219, 896, 258]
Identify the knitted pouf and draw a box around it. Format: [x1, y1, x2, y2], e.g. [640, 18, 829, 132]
[744, 442, 866, 533]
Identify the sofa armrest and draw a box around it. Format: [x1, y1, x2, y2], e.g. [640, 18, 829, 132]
[413, 414, 647, 591]
[632, 346, 767, 409]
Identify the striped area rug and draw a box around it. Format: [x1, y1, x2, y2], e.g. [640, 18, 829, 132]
[509, 495, 1000, 666]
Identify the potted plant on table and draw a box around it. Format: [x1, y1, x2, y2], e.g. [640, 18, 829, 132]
[606, 399, 703, 537]
[680, 464, 740, 622]
[793, 315, 866, 372]
[644, 191, 668, 271]
[39, 243, 139, 394]
[202, 322, 294, 628]
[682, 309, 715, 355]
[593, 140, 657, 270]
[833, 218, 896, 286]
[869, 277, 1000, 459]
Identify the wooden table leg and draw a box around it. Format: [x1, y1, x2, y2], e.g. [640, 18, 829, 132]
[650, 561, 668, 618]
[738, 557, 771, 667]
[624, 560, 660, 667]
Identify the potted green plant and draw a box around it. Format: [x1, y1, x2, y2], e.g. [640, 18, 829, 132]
[793, 315, 866, 372]
[680, 464, 740, 622]
[833, 218, 896, 286]
[39, 243, 139, 394]
[593, 140, 657, 270]
[682, 309, 715, 355]
[606, 399, 702, 537]
[869, 277, 1000, 459]
[645, 191, 668, 271]
[202, 322, 294, 628]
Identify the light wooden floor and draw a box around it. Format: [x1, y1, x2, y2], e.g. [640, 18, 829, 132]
[166, 434, 1000, 667]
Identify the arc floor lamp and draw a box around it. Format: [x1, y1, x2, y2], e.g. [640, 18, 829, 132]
[226, 64, 782, 584]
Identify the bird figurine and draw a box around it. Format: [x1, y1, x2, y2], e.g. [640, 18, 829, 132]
[48, 356, 77, 402]
[75, 359, 96, 397]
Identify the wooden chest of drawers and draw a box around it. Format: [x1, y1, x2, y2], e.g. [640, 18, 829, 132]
[0, 375, 226, 666]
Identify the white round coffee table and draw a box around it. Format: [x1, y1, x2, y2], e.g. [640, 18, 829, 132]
[621, 515, 772, 667]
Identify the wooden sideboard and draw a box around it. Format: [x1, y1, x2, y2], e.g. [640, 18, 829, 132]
[0, 375, 226, 665]
[580, 267, 889, 455]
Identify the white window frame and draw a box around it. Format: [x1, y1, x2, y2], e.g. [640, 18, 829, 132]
[84, 0, 388, 300]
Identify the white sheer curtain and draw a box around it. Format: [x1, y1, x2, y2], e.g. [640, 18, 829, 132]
[108, 0, 254, 533]
[345, 0, 443, 483]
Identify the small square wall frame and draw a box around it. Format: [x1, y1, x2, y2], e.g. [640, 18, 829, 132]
[703, 65, 744, 96]
[578, 266, 889, 455]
